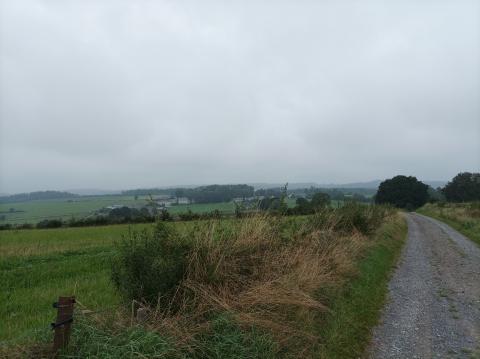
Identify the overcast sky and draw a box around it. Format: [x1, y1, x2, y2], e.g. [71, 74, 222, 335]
[1, 0, 479, 193]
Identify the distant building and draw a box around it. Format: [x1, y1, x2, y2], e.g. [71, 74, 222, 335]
[105, 204, 124, 210]
[177, 197, 190, 204]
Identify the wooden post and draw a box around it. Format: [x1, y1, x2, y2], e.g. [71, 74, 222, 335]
[52, 296, 75, 355]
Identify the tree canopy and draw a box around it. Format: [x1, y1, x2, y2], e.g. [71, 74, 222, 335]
[442, 172, 480, 202]
[375, 175, 428, 209]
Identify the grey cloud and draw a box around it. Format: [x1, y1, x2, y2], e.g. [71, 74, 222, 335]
[1, 0, 479, 193]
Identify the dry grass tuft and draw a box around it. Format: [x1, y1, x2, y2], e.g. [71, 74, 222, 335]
[127, 210, 382, 353]
[105, 204, 394, 356]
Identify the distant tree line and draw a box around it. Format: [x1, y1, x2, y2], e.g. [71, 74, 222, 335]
[123, 184, 254, 204]
[0, 191, 78, 204]
[177, 185, 254, 203]
[122, 188, 177, 196]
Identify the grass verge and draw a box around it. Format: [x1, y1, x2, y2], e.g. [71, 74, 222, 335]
[417, 203, 480, 246]
[315, 213, 407, 358]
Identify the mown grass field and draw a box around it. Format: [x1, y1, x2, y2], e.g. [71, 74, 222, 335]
[1, 208, 406, 358]
[0, 196, 146, 224]
[417, 202, 480, 246]
[0, 197, 239, 224]
[0, 223, 147, 343]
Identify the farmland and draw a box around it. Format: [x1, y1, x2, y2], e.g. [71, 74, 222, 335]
[0, 196, 238, 225]
[0, 223, 142, 342]
[0, 205, 407, 358]
[0, 196, 300, 225]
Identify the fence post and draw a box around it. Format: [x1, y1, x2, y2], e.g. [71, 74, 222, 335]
[52, 296, 75, 355]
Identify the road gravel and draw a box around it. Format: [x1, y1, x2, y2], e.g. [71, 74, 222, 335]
[369, 213, 480, 359]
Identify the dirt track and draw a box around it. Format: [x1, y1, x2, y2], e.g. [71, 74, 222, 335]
[369, 213, 480, 359]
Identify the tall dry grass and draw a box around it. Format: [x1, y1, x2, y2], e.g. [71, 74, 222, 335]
[109, 205, 393, 355]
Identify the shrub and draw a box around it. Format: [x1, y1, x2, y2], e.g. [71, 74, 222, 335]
[36, 219, 63, 229]
[307, 203, 390, 235]
[311, 192, 331, 209]
[0, 223, 12, 230]
[111, 222, 192, 308]
[178, 209, 200, 221]
[159, 209, 171, 221]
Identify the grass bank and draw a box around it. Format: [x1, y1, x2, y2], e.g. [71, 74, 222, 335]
[1, 206, 406, 358]
[315, 213, 406, 358]
[417, 202, 480, 246]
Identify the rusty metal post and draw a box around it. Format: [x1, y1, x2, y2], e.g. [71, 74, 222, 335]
[52, 296, 75, 354]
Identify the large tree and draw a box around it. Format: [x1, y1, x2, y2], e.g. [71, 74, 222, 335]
[442, 172, 480, 202]
[375, 175, 428, 209]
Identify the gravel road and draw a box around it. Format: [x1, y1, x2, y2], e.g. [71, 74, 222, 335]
[369, 213, 480, 359]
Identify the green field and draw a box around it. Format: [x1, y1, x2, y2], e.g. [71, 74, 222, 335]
[0, 196, 145, 224]
[0, 223, 146, 343]
[0, 197, 239, 225]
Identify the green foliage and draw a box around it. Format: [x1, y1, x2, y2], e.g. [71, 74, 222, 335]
[278, 183, 289, 215]
[195, 315, 278, 359]
[335, 202, 387, 235]
[295, 197, 311, 214]
[64, 316, 176, 358]
[311, 192, 331, 209]
[417, 202, 480, 246]
[60, 313, 276, 359]
[375, 175, 428, 209]
[316, 216, 407, 358]
[111, 222, 191, 307]
[427, 186, 445, 203]
[442, 172, 480, 202]
[291, 193, 331, 215]
[36, 218, 63, 229]
[308, 203, 390, 235]
[303, 187, 374, 203]
[186, 184, 254, 204]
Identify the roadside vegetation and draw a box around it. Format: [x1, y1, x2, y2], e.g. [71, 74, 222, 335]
[413, 172, 480, 246]
[417, 202, 480, 246]
[1, 203, 406, 358]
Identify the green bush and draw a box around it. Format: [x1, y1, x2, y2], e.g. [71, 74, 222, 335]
[336, 203, 389, 235]
[308, 203, 389, 235]
[111, 222, 191, 307]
